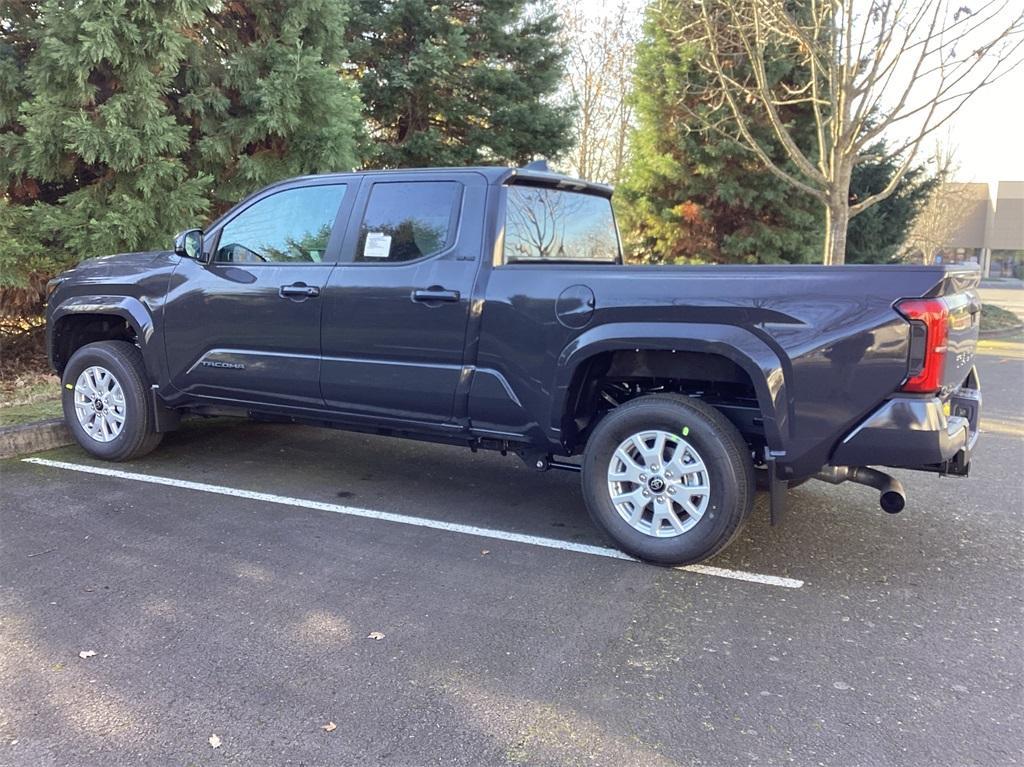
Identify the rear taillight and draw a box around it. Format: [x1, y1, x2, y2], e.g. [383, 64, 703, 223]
[896, 298, 948, 393]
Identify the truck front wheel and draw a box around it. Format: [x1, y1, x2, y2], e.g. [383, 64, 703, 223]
[581, 394, 754, 566]
[61, 341, 163, 461]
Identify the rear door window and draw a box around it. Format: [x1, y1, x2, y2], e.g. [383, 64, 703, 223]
[503, 186, 620, 263]
[355, 181, 462, 263]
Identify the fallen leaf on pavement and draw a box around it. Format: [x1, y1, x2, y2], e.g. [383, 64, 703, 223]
[322, 722, 337, 732]
[209, 734, 221, 749]
[78, 650, 96, 659]
[367, 631, 385, 640]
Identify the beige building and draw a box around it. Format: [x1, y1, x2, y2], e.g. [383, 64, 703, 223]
[907, 180, 1024, 277]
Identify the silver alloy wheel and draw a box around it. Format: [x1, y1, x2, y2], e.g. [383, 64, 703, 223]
[607, 430, 711, 538]
[73, 365, 127, 443]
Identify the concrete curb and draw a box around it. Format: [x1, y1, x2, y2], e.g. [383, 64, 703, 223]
[0, 418, 72, 459]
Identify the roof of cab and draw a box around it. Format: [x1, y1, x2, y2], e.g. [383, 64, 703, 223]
[262, 164, 613, 198]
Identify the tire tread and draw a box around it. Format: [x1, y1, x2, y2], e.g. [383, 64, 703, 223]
[581, 393, 755, 565]
[62, 340, 163, 461]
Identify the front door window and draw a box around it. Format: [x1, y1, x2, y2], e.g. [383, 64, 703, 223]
[216, 185, 348, 264]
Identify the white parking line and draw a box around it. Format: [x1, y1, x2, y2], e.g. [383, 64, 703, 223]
[23, 457, 805, 589]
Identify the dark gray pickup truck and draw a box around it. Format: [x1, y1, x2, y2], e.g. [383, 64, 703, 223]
[45, 164, 982, 565]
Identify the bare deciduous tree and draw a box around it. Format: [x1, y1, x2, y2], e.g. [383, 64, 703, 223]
[902, 143, 980, 263]
[505, 186, 587, 258]
[559, 0, 640, 184]
[675, 0, 1023, 264]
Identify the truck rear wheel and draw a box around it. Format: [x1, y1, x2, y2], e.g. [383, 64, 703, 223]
[61, 341, 163, 461]
[581, 394, 754, 566]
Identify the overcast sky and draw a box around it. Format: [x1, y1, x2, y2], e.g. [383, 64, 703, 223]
[939, 63, 1024, 184]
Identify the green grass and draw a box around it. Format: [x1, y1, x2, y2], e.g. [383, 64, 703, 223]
[981, 304, 1023, 332]
[0, 398, 63, 427]
[0, 373, 62, 427]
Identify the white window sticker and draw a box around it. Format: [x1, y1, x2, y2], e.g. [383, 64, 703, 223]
[363, 232, 392, 259]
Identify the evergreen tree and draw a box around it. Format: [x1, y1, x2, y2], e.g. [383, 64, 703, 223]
[618, 0, 933, 266]
[348, 0, 573, 168]
[179, 0, 364, 211]
[618, 0, 821, 265]
[846, 142, 936, 264]
[1, 0, 210, 312]
[1, 0, 364, 315]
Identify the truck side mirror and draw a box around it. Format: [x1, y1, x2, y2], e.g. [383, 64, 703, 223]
[174, 229, 205, 261]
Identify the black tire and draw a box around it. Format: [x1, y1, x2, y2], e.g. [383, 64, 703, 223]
[61, 340, 163, 461]
[581, 394, 754, 566]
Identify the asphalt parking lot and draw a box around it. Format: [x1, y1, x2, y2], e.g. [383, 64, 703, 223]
[2, 339, 1022, 767]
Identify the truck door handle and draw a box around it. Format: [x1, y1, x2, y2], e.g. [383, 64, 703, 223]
[279, 283, 320, 299]
[412, 287, 460, 303]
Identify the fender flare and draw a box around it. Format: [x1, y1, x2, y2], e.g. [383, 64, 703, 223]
[552, 322, 790, 452]
[49, 295, 156, 373]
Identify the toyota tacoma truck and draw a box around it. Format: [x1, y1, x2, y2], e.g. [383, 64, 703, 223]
[45, 163, 982, 565]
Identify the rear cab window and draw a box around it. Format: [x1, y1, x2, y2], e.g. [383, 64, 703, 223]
[502, 185, 621, 264]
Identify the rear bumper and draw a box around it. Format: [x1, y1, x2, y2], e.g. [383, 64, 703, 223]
[832, 368, 981, 475]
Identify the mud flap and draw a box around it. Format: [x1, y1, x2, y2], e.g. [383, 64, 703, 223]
[150, 385, 181, 433]
[766, 455, 786, 525]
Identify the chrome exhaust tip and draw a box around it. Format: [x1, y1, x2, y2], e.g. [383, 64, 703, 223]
[815, 466, 907, 514]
